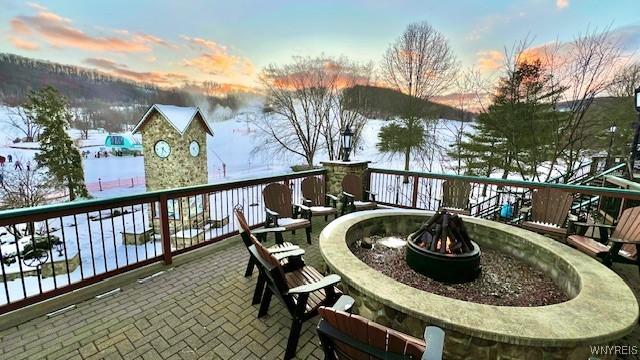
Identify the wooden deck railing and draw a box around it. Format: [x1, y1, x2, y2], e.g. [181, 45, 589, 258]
[368, 167, 640, 222]
[0, 169, 325, 313]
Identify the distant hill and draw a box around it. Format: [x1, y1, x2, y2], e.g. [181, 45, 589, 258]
[0, 53, 238, 109]
[344, 85, 475, 122]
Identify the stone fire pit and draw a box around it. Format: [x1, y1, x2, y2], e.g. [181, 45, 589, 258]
[319, 209, 639, 359]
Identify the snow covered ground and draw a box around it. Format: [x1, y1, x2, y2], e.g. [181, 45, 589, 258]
[0, 103, 466, 305]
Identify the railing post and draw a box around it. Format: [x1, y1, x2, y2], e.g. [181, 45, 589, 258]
[159, 194, 173, 265]
[412, 176, 419, 208]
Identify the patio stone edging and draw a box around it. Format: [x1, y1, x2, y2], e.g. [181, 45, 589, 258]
[319, 209, 639, 359]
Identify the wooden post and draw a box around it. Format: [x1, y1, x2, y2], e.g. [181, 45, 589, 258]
[159, 194, 173, 265]
[412, 176, 419, 208]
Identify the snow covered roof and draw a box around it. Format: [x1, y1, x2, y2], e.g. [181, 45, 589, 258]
[132, 104, 214, 136]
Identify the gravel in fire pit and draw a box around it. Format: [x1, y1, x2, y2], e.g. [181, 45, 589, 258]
[351, 236, 569, 306]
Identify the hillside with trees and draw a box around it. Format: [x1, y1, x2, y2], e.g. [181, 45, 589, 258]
[0, 53, 240, 110]
[344, 85, 475, 121]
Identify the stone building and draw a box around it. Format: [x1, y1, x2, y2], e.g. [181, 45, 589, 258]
[132, 104, 214, 238]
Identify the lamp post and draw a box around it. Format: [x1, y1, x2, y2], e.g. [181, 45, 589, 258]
[606, 124, 617, 168]
[341, 125, 354, 162]
[632, 87, 640, 175]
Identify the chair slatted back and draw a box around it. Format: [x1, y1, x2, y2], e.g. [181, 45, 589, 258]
[612, 206, 640, 259]
[442, 180, 471, 210]
[302, 177, 325, 206]
[342, 174, 364, 201]
[531, 188, 573, 226]
[263, 183, 294, 218]
[234, 208, 253, 247]
[318, 307, 425, 360]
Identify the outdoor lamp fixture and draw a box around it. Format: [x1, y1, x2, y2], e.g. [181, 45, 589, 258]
[632, 87, 640, 174]
[606, 124, 617, 167]
[341, 125, 354, 162]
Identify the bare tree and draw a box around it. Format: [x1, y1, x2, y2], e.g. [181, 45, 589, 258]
[254, 56, 370, 166]
[545, 26, 625, 180]
[0, 165, 58, 211]
[379, 21, 458, 180]
[3, 106, 40, 142]
[609, 62, 640, 97]
[323, 60, 373, 160]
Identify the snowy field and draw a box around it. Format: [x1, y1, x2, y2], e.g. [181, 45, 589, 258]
[0, 102, 464, 305]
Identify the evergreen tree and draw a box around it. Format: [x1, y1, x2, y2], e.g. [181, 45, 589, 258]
[458, 60, 567, 180]
[26, 86, 88, 201]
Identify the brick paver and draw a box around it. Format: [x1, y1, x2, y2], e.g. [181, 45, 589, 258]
[0, 216, 639, 360]
[0, 218, 331, 360]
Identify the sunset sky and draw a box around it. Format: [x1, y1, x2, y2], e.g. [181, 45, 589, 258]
[0, 0, 638, 93]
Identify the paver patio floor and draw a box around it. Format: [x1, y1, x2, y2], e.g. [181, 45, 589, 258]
[0, 216, 638, 360]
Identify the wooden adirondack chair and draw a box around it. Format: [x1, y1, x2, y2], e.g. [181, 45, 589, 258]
[301, 176, 339, 220]
[568, 206, 640, 273]
[263, 183, 313, 244]
[234, 208, 306, 305]
[233, 207, 302, 276]
[317, 306, 445, 360]
[249, 237, 344, 360]
[438, 179, 471, 216]
[341, 174, 377, 215]
[521, 188, 573, 239]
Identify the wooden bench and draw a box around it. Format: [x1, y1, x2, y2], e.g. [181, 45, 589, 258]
[249, 235, 344, 359]
[568, 206, 640, 273]
[317, 304, 445, 360]
[341, 174, 377, 215]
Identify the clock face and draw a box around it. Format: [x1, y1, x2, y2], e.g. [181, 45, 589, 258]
[154, 140, 171, 158]
[189, 141, 200, 157]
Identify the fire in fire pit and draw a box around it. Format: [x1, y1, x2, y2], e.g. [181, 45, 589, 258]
[406, 211, 481, 283]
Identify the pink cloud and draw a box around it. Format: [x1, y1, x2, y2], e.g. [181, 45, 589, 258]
[9, 5, 168, 53]
[476, 50, 504, 72]
[83, 57, 188, 85]
[9, 36, 39, 50]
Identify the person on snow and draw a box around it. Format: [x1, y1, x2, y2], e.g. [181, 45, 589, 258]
[14, 160, 22, 171]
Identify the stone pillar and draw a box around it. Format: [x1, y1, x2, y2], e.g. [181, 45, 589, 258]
[321, 160, 371, 200]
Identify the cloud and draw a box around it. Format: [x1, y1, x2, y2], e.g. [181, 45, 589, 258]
[9, 36, 39, 50]
[9, 4, 168, 53]
[183, 53, 255, 77]
[556, 0, 569, 9]
[466, 12, 526, 41]
[83, 57, 188, 85]
[180, 35, 227, 53]
[476, 50, 504, 72]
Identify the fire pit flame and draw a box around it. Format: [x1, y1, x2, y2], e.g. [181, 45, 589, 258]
[406, 210, 481, 283]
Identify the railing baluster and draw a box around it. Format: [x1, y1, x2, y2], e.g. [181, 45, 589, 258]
[159, 195, 172, 265]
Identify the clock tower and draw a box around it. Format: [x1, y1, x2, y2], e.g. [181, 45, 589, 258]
[133, 104, 213, 238]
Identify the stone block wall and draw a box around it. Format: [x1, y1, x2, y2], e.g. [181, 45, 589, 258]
[321, 161, 370, 212]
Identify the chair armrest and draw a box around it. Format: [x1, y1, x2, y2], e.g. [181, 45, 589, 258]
[364, 190, 377, 196]
[293, 203, 311, 211]
[342, 191, 355, 199]
[302, 198, 312, 207]
[331, 295, 355, 312]
[252, 227, 287, 235]
[265, 208, 280, 217]
[422, 326, 445, 360]
[325, 193, 339, 201]
[572, 222, 616, 229]
[288, 274, 341, 294]
[267, 244, 301, 253]
[609, 237, 640, 245]
[273, 249, 305, 261]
